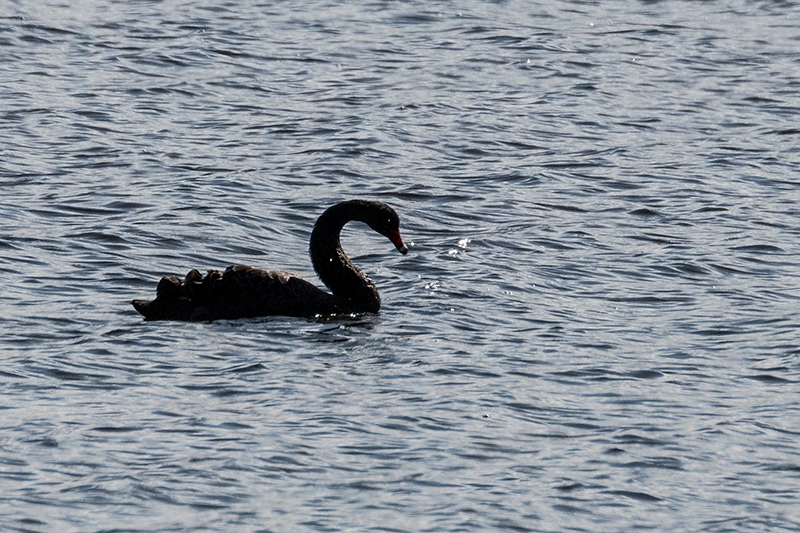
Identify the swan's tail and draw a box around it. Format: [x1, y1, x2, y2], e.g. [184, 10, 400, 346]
[131, 299, 158, 319]
[131, 296, 194, 321]
[132, 270, 202, 320]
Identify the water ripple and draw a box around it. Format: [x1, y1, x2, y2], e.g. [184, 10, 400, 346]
[2, 1, 800, 532]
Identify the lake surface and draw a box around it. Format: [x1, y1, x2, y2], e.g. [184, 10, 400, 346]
[2, 0, 800, 531]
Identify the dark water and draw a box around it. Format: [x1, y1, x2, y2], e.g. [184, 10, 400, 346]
[2, 0, 800, 531]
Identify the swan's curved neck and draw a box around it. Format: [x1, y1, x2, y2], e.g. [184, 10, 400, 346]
[309, 203, 380, 313]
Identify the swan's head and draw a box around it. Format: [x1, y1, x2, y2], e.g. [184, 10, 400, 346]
[365, 202, 409, 255]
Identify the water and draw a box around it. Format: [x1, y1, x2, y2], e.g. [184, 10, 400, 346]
[2, 0, 800, 531]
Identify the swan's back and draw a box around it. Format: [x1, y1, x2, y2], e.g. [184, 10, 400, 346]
[132, 266, 345, 321]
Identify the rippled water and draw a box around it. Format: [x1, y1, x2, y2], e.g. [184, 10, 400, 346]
[2, 1, 800, 531]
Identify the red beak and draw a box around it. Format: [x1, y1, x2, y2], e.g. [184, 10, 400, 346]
[387, 229, 408, 255]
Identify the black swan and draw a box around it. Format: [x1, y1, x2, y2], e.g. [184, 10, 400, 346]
[132, 200, 408, 321]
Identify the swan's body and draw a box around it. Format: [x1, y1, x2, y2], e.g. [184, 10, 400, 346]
[132, 200, 408, 321]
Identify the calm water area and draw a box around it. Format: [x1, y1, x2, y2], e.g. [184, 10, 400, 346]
[2, 0, 800, 531]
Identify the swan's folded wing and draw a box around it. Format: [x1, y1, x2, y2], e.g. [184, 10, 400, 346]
[191, 265, 344, 319]
[132, 265, 348, 321]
